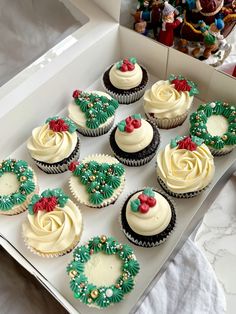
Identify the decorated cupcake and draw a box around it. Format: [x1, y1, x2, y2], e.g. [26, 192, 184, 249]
[0, 159, 38, 215]
[102, 57, 148, 104]
[144, 74, 199, 129]
[22, 188, 83, 257]
[68, 90, 119, 137]
[121, 188, 176, 247]
[156, 135, 215, 198]
[109, 114, 160, 166]
[67, 235, 139, 308]
[27, 116, 80, 174]
[69, 154, 125, 208]
[190, 101, 236, 156]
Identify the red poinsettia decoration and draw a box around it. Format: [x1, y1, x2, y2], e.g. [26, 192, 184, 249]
[178, 136, 197, 151]
[33, 196, 58, 213]
[72, 90, 82, 99]
[171, 79, 191, 92]
[49, 118, 69, 132]
[68, 161, 80, 172]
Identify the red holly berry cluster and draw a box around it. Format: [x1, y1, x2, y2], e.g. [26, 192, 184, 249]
[178, 136, 197, 151]
[125, 116, 142, 133]
[138, 193, 156, 213]
[49, 118, 69, 132]
[171, 79, 191, 92]
[119, 58, 135, 72]
[72, 90, 82, 99]
[68, 161, 80, 172]
[33, 196, 58, 213]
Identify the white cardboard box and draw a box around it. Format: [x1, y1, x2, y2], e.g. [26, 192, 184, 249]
[0, 1, 236, 313]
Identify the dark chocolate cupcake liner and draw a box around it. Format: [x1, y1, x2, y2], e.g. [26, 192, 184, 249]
[209, 146, 234, 156]
[157, 177, 207, 199]
[120, 188, 176, 248]
[35, 135, 80, 174]
[109, 119, 160, 167]
[102, 65, 148, 105]
[76, 116, 115, 137]
[145, 111, 189, 129]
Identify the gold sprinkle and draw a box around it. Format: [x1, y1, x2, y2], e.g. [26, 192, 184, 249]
[20, 176, 27, 182]
[222, 135, 227, 141]
[69, 270, 77, 278]
[100, 235, 107, 243]
[91, 289, 99, 299]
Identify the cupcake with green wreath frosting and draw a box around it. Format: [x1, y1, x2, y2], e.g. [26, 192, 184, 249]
[68, 90, 119, 136]
[68, 154, 125, 208]
[190, 101, 236, 156]
[0, 159, 38, 215]
[67, 235, 139, 308]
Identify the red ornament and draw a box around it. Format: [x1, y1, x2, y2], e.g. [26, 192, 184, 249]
[125, 124, 134, 133]
[138, 194, 148, 203]
[139, 203, 150, 213]
[171, 79, 191, 92]
[72, 90, 81, 98]
[132, 119, 141, 128]
[178, 136, 197, 151]
[121, 64, 128, 72]
[68, 161, 80, 172]
[146, 197, 156, 207]
[49, 119, 69, 132]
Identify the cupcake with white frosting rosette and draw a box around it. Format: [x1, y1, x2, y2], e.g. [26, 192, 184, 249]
[120, 187, 176, 247]
[156, 135, 215, 198]
[68, 90, 119, 137]
[27, 116, 80, 174]
[144, 74, 199, 129]
[22, 188, 83, 257]
[109, 114, 160, 166]
[102, 57, 148, 104]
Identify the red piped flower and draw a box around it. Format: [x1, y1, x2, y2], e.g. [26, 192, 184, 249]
[72, 90, 81, 99]
[33, 197, 58, 213]
[171, 79, 191, 92]
[49, 119, 69, 132]
[68, 161, 80, 172]
[178, 136, 197, 151]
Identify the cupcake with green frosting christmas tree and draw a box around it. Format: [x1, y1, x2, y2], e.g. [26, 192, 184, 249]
[190, 101, 236, 156]
[67, 235, 140, 308]
[0, 159, 38, 215]
[68, 90, 119, 136]
[68, 154, 125, 208]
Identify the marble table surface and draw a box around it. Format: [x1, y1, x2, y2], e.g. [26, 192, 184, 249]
[195, 173, 236, 314]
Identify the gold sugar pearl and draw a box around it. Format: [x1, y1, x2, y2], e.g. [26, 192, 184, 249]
[88, 103, 93, 108]
[195, 123, 199, 126]
[115, 284, 120, 288]
[91, 289, 99, 299]
[0, 164, 2, 169]
[20, 176, 27, 182]
[69, 270, 77, 278]
[196, 132, 201, 136]
[196, 115, 200, 120]
[92, 189, 96, 193]
[100, 235, 107, 243]
[89, 176, 96, 182]
[98, 243, 102, 248]
[222, 135, 227, 141]
[223, 102, 228, 107]
[21, 191, 26, 195]
[80, 283, 85, 288]
[210, 141, 215, 145]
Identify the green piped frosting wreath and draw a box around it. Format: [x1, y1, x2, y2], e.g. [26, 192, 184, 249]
[70, 161, 125, 205]
[0, 159, 36, 212]
[72, 91, 119, 129]
[190, 101, 236, 150]
[67, 235, 139, 308]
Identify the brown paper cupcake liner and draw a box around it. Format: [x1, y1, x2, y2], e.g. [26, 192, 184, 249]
[120, 188, 176, 248]
[113, 151, 156, 167]
[76, 116, 115, 137]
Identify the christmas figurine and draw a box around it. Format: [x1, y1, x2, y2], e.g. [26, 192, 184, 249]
[198, 18, 225, 59]
[134, 20, 148, 35]
[158, 1, 183, 46]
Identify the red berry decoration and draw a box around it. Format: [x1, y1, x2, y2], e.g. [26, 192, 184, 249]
[125, 124, 134, 133]
[121, 64, 128, 72]
[138, 194, 148, 203]
[72, 90, 81, 99]
[123, 58, 129, 64]
[69, 161, 80, 172]
[146, 196, 156, 207]
[132, 119, 141, 128]
[127, 63, 135, 71]
[139, 203, 150, 213]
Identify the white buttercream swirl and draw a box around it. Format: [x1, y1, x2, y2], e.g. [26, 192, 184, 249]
[22, 199, 82, 253]
[27, 123, 78, 163]
[114, 119, 153, 153]
[68, 91, 113, 128]
[126, 191, 171, 236]
[144, 80, 193, 118]
[109, 63, 142, 90]
[156, 143, 215, 193]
